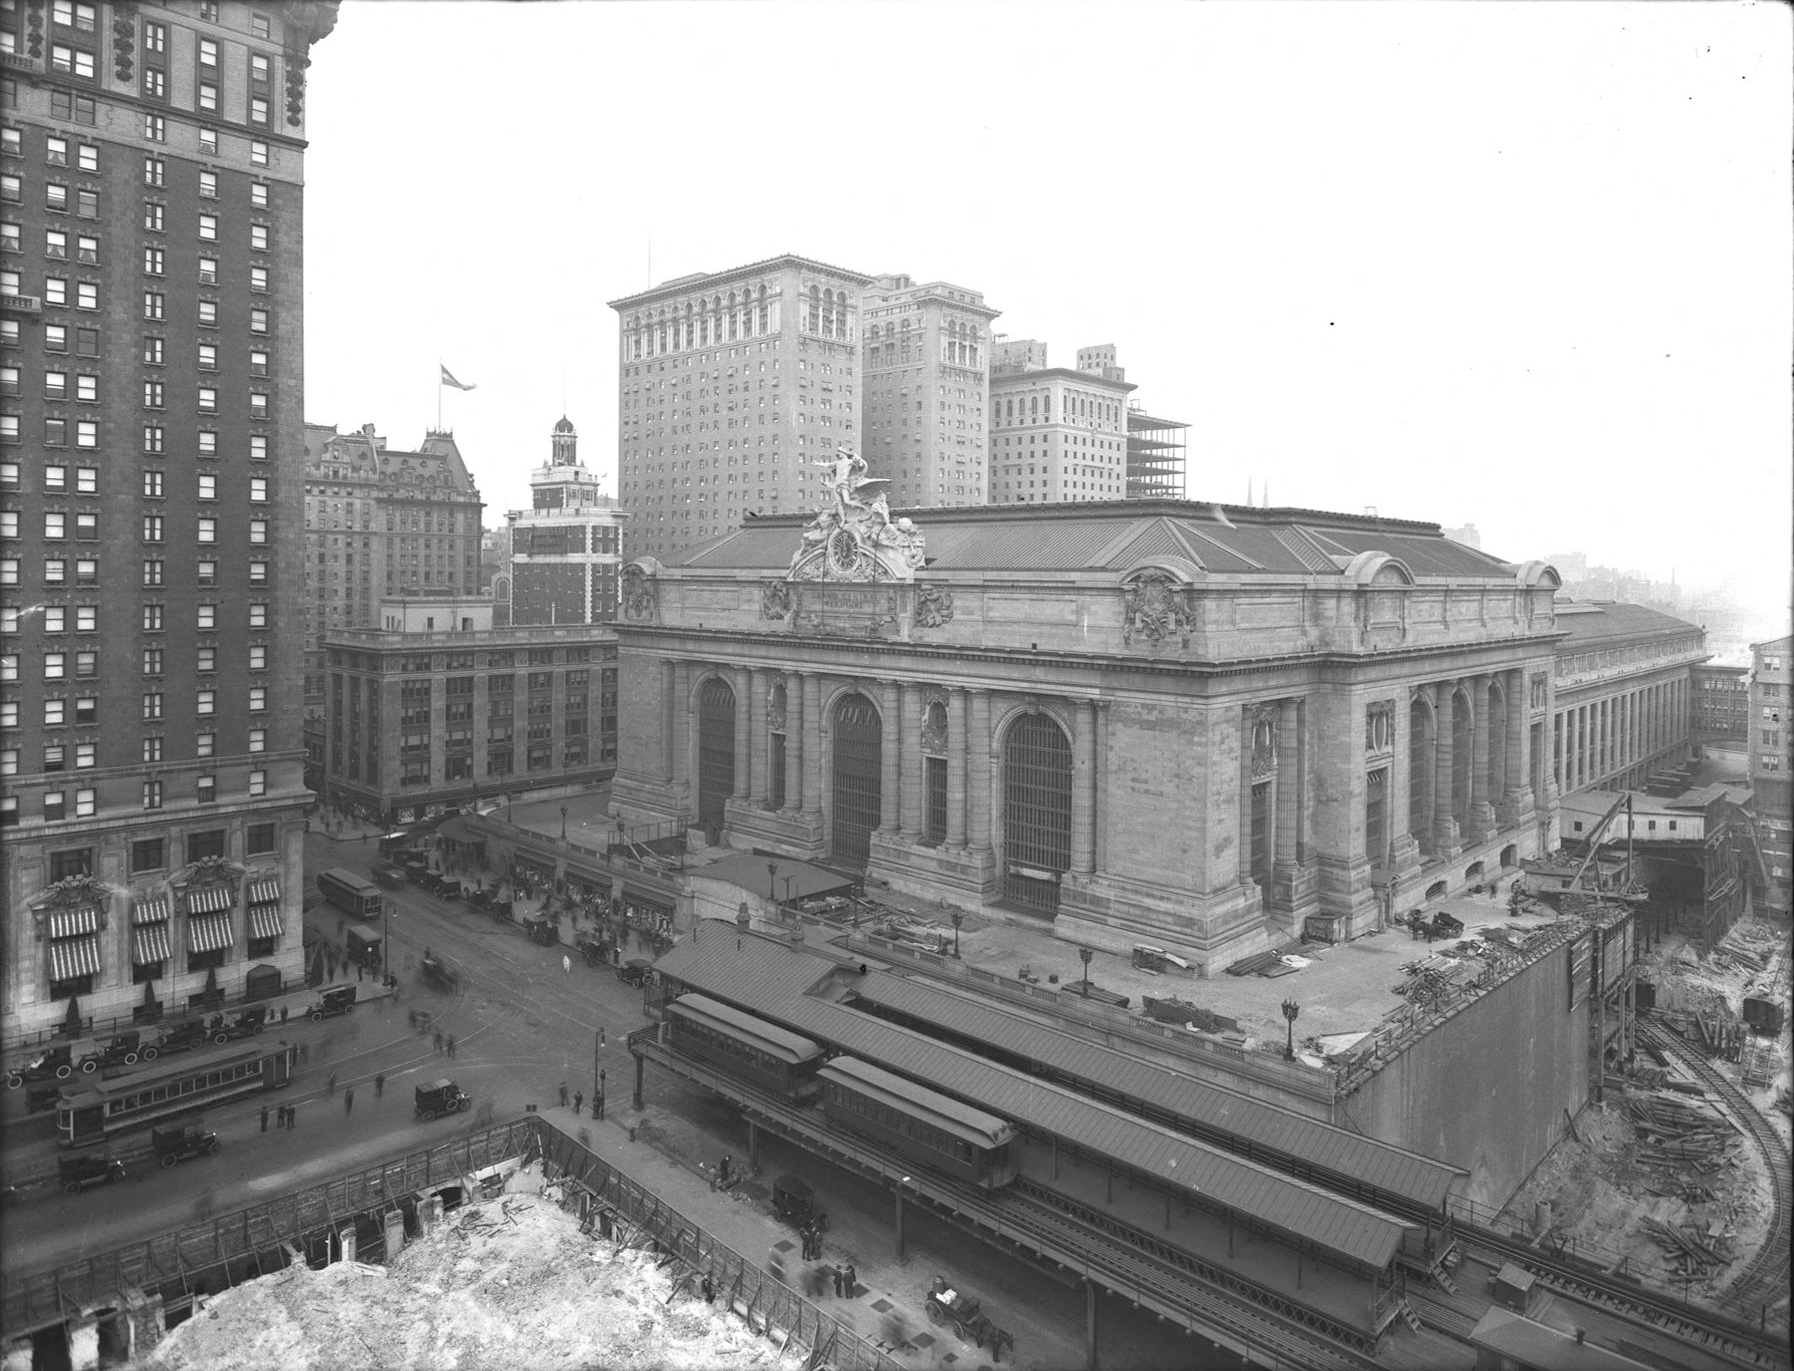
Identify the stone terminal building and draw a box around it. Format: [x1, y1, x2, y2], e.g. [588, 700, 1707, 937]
[611, 466, 1566, 973]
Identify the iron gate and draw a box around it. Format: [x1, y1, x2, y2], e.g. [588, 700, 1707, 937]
[1001, 713, 1072, 911]
[830, 693, 882, 867]
[696, 678, 736, 836]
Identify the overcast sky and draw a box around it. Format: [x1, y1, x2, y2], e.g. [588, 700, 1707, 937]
[302, 1, 1791, 629]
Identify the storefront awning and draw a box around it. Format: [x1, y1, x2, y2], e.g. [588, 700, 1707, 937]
[248, 905, 284, 940]
[131, 895, 171, 925]
[48, 934, 101, 981]
[44, 905, 101, 939]
[187, 910, 235, 954]
[246, 876, 282, 906]
[132, 922, 172, 965]
[184, 884, 235, 915]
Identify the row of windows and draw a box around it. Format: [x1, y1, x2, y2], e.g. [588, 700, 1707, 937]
[2, 731, 268, 779]
[2, 687, 271, 726]
[0, 766, 269, 822]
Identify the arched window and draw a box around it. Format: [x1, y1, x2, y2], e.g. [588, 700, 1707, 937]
[831, 692, 882, 866]
[696, 677, 736, 836]
[1002, 713, 1073, 911]
[808, 285, 821, 335]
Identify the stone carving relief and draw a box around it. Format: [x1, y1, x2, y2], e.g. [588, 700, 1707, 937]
[914, 584, 954, 629]
[788, 447, 927, 583]
[1530, 672, 1549, 711]
[1249, 705, 1279, 779]
[1366, 701, 1394, 755]
[760, 580, 794, 620]
[768, 683, 787, 733]
[920, 696, 948, 755]
[620, 564, 657, 621]
[1121, 570, 1193, 649]
[111, 10, 134, 81]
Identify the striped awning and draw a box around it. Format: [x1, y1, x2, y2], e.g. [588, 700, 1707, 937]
[248, 905, 284, 940]
[44, 905, 101, 939]
[186, 911, 235, 954]
[246, 876, 282, 906]
[132, 922, 172, 965]
[184, 884, 235, 915]
[48, 935, 101, 982]
[132, 895, 171, 925]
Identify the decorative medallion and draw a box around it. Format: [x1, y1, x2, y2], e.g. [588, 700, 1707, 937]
[174, 855, 243, 889]
[1249, 705, 1279, 779]
[620, 564, 656, 621]
[788, 447, 927, 583]
[1365, 701, 1394, 755]
[760, 580, 794, 620]
[284, 54, 310, 127]
[1121, 570, 1192, 649]
[31, 872, 106, 909]
[914, 584, 954, 629]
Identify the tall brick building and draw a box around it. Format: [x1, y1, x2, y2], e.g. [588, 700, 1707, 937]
[988, 339, 1134, 504]
[1749, 634, 1790, 915]
[1, 1, 338, 1039]
[610, 254, 872, 565]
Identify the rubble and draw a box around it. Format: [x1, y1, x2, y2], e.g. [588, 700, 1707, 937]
[137, 1184, 803, 1371]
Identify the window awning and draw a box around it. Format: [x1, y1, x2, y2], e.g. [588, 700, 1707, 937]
[248, 905, 284, 941]
[187, 910, 235, 954]
[246, 876, 282, 906]
[48, 934, 101, 981]
[45, 905, 101, 939]
[133, 922, 172, 965]
[184, 884, 235, 915]
[132, 895, 171, 925]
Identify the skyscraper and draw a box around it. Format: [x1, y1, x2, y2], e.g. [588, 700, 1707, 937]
[1, 1, 339, 1039]
[610, 254, 872, 565]
[987, 339, 1134, 504]
[505, 416, 627, 627]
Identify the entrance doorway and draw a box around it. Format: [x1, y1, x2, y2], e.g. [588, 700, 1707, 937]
[1001, 713, 1072, 911]
[830, 693, 882, 867]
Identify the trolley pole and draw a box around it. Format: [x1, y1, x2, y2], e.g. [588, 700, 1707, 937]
[593, 1028, 600, 1118]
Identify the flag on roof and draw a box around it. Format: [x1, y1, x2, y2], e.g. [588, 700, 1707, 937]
[440, 364, 476, 391]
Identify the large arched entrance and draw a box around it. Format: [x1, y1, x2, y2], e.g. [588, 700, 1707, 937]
[1001, 713, 1073, 912]
[695, 677, 736, 837]
[830, 692, 882, 867]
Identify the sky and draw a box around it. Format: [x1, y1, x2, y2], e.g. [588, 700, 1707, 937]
[302, 1, 1792, 633]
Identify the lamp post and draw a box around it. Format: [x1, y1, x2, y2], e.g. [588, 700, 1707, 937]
[767, 861, 780, 902]
[781, 875, 796, 907]
[950, 909, 963, 958]
[560, 805, 568, 841]
[736, 900, 750, 949]
[1281, 998, 1300, 1060]
[1079, 944, 1093, 991]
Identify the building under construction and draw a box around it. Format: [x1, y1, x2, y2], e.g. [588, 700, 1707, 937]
[1125, 402, 1190, 499]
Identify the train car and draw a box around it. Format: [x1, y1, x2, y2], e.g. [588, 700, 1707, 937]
[665, 993, 826, 1101]
[817, 1057, 1018, 1189]
[317, 868, 382, 919]
[55, 1041, 296, 1147]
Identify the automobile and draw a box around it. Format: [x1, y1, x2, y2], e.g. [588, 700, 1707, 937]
[151, 1020, 212, 1057]
[58, 1155, 128, 1194]
[151, 1124, 221, 1168]
[79, 1030, 147, 1073]
[370, 860, 409, 890]
[617, 958, 654, 988]
[574, 932, 609, 968]
[308, 985, 358, 1022]
[523, 915, 557, 947]
[414, 1078, 470, 1122]
[209, 1005, 269, 1044]
[771, 1173, 815, 1226]
[6, 1046, 74, 1089]
[418, 952, 459, 992]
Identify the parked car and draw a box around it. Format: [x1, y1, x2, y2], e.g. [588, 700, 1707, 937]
[152, 1124, 221, 1168]
[152, 1020, 211, 1057]
[308, 985, 358, 1021]
[370, 860, 409, 890]
[58, 1155, 128, 1194]
[617, 958, 654, 988]
[209, 1005, 269, 1045]
[771, 1173, 815, 1226]
[414, 1078, 469, 1122]
[523, 916, 558, 947]
[79, 1030, 146, 1073]
[6, 1046, 74, 1089]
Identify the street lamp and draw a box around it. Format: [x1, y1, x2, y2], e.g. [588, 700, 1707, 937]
[950, 909, 963, 958]
[1079, 944, 1093, 991]
[1281, 998, 1300, 1060]
[767, 861, 780, 901]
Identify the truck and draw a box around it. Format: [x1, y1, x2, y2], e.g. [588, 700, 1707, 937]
[307, 985, 358, 1021]
[58, 1155, 128, 1195]
[152, 1124, 221, 1168]
[414, 1078, 470, 1122]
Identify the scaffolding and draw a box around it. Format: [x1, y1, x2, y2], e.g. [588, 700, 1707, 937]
[1126, 403, 1189, 500]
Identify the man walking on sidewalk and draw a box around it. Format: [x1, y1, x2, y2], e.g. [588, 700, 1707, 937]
[574, 1091, 583, 1116]
[344, 1086, 355, 1115]
[375, 1073, 385, 1098]
[260, 1105, 269, 1132]
[558, 1081, 569, 1107]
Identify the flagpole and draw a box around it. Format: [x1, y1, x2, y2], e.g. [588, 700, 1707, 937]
[436, 362, 442, 432]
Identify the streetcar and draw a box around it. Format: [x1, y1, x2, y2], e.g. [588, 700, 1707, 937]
[317, 868, 382, 919]
[665, 993, 827, 1101]
[817, 1057, 1018, 1189]
[54, 1041, 296, 1147]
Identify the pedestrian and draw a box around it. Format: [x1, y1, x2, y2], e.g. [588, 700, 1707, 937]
[700, 1272, 715, 1304]
[844, 1262, 856, 1296]
[574, 1091, 583, 1115]
[356, 961, 364, 982]
[595, 1089, 605, 1120]
[447, 1035, 456, 1059]
[288, 1104, 298, 1130]
[344, 1086, 355, 1115]
[434, 1030, 444, 1054]
[559, 1081, 569, 1107]
[327, 1070, 338, 1097]
[260, 1104, 269, 1132]
[375, 1073, 385, 1098]
[280, 1005, 289, 1024]
[562, 953, 572, 975]
[833, 1265, 844, 1298]
[719, 1154, 731, 1185]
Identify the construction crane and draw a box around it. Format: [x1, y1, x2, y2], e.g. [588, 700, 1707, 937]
[1569, 791, 1634, 893]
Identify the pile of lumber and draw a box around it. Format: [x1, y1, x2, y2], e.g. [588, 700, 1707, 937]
[1642, 1216, 1735, 1282]
[1625, 1093, 1739, 1172]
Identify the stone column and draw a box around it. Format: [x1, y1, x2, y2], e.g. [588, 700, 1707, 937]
[1274, 699, 1304, 867]
[879, 680, 901, 833]
[900, 683, 926, 838]
[1466, 675, 1495, 843]
[782, 670, 804, 811]
[671, 661, 692, 787]
[967, 689, 992, 856]
[802, 674, 823, 821]
[1433, 683, 1461, 853]
[661, 659, 678, 782]
[946, 687, 968, 849]
[1071, 699, 1096, 875]
[1501, 668, 1531, 823]
[748, 669, 769, 805]
[1092, 700, 1110, 875]
[732, 667, 751, 800]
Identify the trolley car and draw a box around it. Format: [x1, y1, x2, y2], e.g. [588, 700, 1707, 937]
[666, 993, 827, 1101]
[55, 1041, 296, 1147]
[817, 1057, 1017, 1189]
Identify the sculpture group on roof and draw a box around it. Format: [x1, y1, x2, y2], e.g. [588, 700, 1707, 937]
[788, 446, 926, 582]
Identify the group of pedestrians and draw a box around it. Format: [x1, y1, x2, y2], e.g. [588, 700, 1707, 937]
[260, 1103, 298, 1130]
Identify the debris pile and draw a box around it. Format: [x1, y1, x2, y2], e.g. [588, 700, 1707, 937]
[138, 1189, 803, 1371]
[1641, 1215, 1737, 1285]
[1624, 1092, 1740, 1188]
